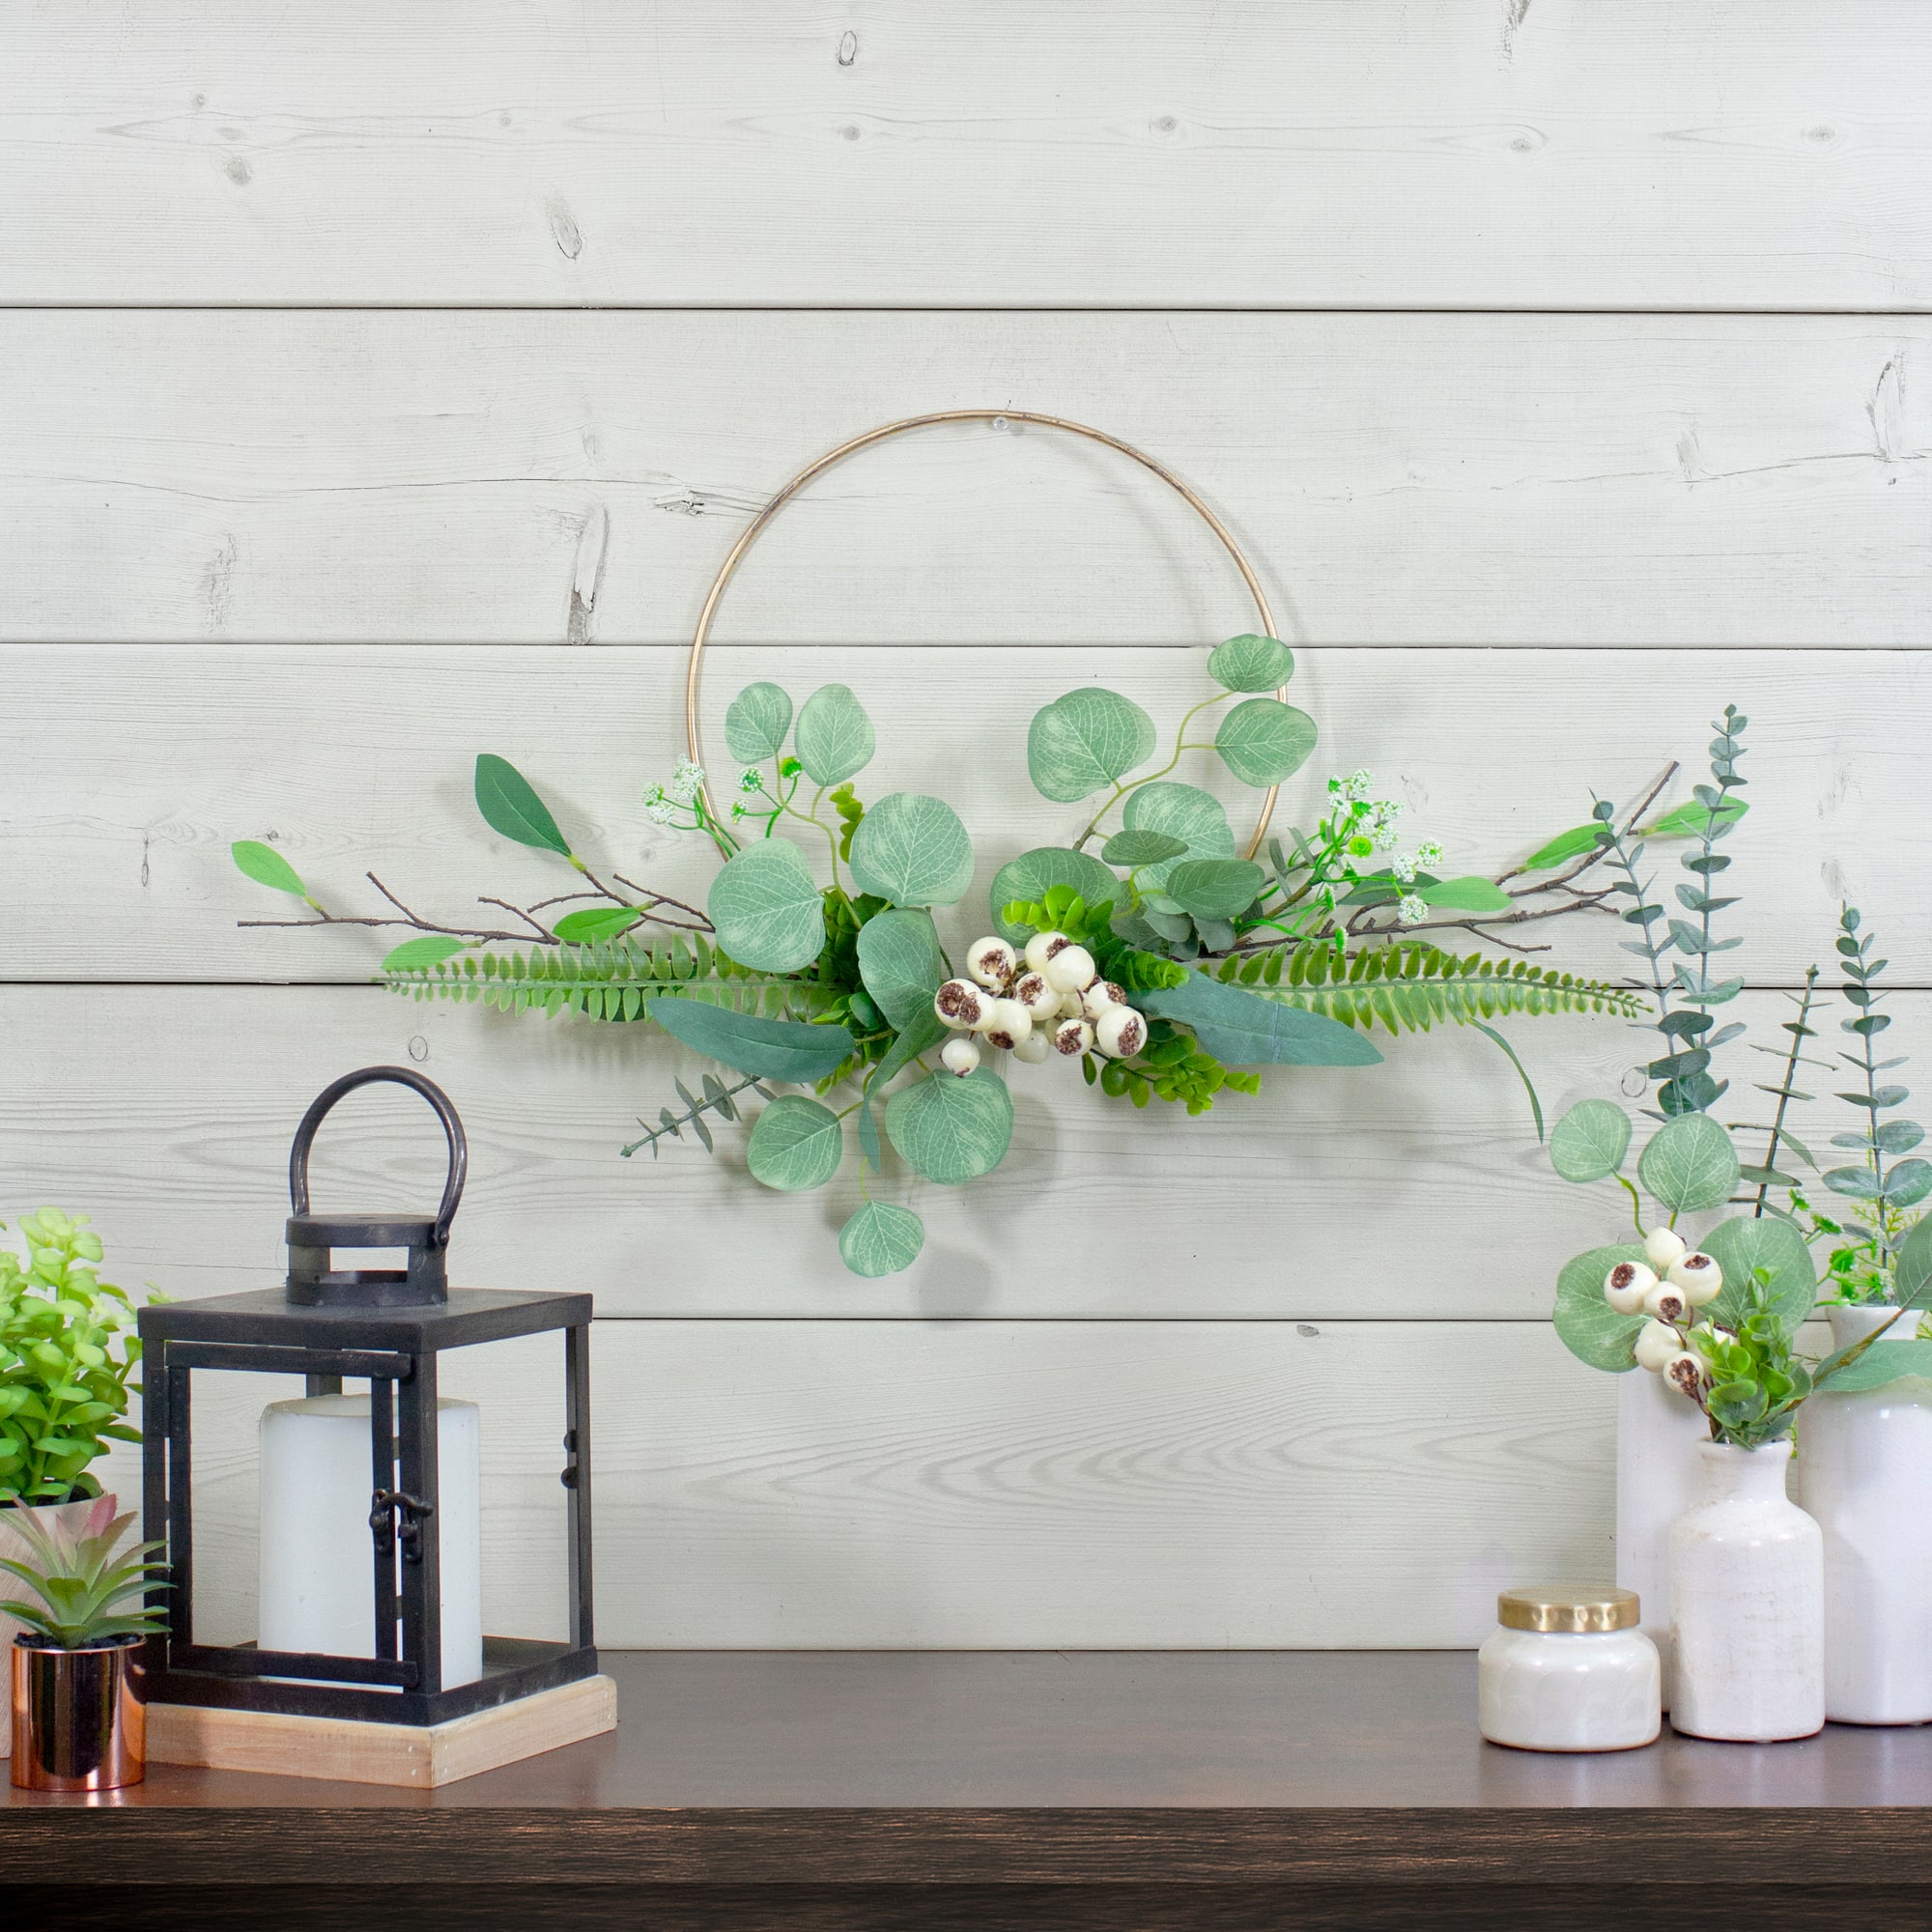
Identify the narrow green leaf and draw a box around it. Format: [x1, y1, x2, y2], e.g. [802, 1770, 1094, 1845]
[382, 935, 467, 973]
[473, 754, 572, 855]
[1646, 799, 1749, 838]
[1522, 825, 1605, 871]
[552, 907, 644, 945]
[1140, 972, 1382, 1066]
[645, 999, 854, 1082]
[1418, 876, 1513, 915]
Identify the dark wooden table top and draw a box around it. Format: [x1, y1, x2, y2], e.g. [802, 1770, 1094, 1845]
[10, 1652, 1932, 1927]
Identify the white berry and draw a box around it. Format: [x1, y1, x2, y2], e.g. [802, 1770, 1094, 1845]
[940, 1037, 980, 1077]
[1082, 980, 1127, 1021]
[1051, 1017, 1094, 1057]
[1024, 930, 1072, 974]
[933, 979, 988, 1030]
[1044, 944, 1097, 994]
[1642, 1279, 1691, 1325]
[967, 937, 1017, 990]
[1012, 1032, 1051, 1064]
[1603, 1261, 1656, 1316]
[1011, 971, 1058, 1014]
[1643, 1227, 1689, 1272]
[981, 1000, 1033, 1050]
[1094, 1007, 1147, 1060]
[1668, 1252, 1723, 1306]
[1662, 1351, 1708, 1402]
[1634, 1320, 1681, 1373]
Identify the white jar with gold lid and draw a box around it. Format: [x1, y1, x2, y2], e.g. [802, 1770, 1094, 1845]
[1479, 1585, 1661, 1752]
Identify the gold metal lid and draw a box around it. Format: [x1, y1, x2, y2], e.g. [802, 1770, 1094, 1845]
[1496, 1585, 1639, 1634]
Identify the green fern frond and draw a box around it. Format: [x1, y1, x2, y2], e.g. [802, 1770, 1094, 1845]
[382, 936, 843, 1025]
[1215, 942, 1648, 1036]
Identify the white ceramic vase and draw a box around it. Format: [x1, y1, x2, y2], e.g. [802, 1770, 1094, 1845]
[1798, 1303, 1932, 1725]
[1615, 1363, 1709, 1709]
[1669, 1438, 1824, 1743]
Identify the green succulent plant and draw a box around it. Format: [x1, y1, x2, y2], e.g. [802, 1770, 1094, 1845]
[0, 1498, 169, 1649]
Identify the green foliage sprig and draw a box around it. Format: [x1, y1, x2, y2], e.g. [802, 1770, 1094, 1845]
[0, 1499, 169, 1649]
[0, 1211, 151, 1506]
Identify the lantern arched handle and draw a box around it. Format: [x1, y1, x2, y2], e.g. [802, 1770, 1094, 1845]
[288, 1066, 469, 1251]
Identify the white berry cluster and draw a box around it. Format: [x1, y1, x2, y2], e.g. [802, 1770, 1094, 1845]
[931, 931, 1149, 1077]
[1606, 1227, 1725, 1402]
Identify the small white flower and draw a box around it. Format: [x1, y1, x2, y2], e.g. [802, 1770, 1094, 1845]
[1397, 894, 1428, 924]
[1643, 1228, 1689, 1272]
[1604, 1261, 1656, 1316]
[1326, 775, 1345, 797]
[1347, 768, 1374, 802]
[1415, 839, 1444, 867]
[1391, 854, 1417, 885]
[737, 767, 766, 794]
[941, 1036, 981, 1077]
[1374, 825, 1401, 852]
[1668, 1252, 1723, 1306]
[645, 799, 675, 826]
[666, 761, 706, 807]
[1634, 1320, 1681, 1373]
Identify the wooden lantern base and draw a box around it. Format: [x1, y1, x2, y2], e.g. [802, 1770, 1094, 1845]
[146, 1673, 617, 1788]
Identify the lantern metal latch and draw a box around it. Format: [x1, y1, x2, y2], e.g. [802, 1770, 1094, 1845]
[370, 1489, 436, 1563]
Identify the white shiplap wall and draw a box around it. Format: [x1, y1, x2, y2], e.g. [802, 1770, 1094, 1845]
[2, 2, 1928, 1648]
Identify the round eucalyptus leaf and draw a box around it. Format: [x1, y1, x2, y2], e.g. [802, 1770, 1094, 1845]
[1886, 1157, 1932, 1208]
[724, 682, 795, 763]
[988, 846, 1121, 942]
[1027, 689, 1156, 803]
[794, 683, 875, 786]
[1636, 1113, 1741, 1214]
[1549, 1099, 1634, 1183]
[1702, 1215, 1817, 1333]
[855, 907, 948, 1029]
[1164, 858, 1266, 921]
[1122, 781, 1235, 893]
[1215, 699, 1317, 787]
[884, 1068, 1014, 1184]
[847, 793, 975, 907]
[1101, 830, 1189, 868]
[838, 1201, 924, 1277]
[707, 840, 826, 972]
[747, 1095, 844, 1192]
[1553, 1243, 1647, 1372]
[1207, 634, 1294, 694]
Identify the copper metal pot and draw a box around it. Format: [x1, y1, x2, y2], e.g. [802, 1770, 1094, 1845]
[11, 1634, 145, 1791]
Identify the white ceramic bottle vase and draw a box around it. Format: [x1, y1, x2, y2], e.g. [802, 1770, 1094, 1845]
[1616, 1364, 1709, 1710]
[1669, 1438, 1824, 1743]
[1798, 1303, 1932, 1724]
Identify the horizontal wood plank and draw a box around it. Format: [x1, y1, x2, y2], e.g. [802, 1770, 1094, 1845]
[2, 313, 1928, 644]
[2, 643, 1923, 987]
[2, 2, 1928, 308]
[88, 1319, 1614, 1649]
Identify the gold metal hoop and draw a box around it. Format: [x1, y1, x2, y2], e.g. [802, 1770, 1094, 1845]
[686, 409, 1283, 857]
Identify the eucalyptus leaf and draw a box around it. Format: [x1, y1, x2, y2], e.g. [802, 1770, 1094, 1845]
[856, 1096, 883, 1172]
[1140, 973, 1383, 1066]
[1027, 689, 1156, 803]
[645, 998, 854, 1083]
[988, 846, 1122, 943]
[871, 1008, 949, 1089]
[1702, 1215, 1817, 1334]
[794, 684, 876, 786]
[1122, 782, 1236, 894]
[231, 839, 310, 898]
[747, 1095, 844, 1192]
[707, 839, 826, 971]
[838, 1201, 924, 1277]
[1549, 1098, 1633, 1183]
[1101, 830, 1190, 868]
[1418, 876, 1514, 915]
[1885, 1158, 1932, 1208]
[473, 754, 572, 856]
[855, 908, 948, 1029]
[382, 935, 468, 972]
[1207, 634, 1294, 694]
[1553, 1243, 1646, 1372]
[1164, 858, 1266, 921]
[724, 683, 795, 763]
[1816, 1338, 1932, 1395]
[847, 793, 975, 907]
[884, 1068, 1014, 1183]
[551, 907, 643, 945]
[1636, 1113, 1741, 1213]
[1214, 699, 1317, 787]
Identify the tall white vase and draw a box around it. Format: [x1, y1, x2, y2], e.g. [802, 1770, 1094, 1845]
[1616, 1365, 1708, 1709]
[1798, 1304, 1932, 1725]
[1670, 1438, 1824, 1743]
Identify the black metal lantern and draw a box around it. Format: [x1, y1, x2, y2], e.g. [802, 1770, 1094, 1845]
[139, 1067, 595, 1724]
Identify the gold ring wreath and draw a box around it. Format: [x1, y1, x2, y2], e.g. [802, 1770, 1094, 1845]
[685, 409, 1284, 857]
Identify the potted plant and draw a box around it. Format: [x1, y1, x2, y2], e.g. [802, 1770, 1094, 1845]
[2, 1498, 167, 1789]
[0, 1209, 152, 1682]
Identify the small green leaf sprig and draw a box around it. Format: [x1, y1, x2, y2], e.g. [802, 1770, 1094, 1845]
[0, 1211, 153, 1506]
[0, 1498, 169, 1649]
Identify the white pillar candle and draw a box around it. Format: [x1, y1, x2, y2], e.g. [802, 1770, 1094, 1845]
[258, 1393, 483, 1690]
